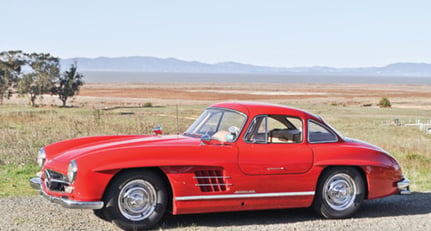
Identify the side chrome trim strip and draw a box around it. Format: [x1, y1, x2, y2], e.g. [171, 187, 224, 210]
[175, 191, 315, 201]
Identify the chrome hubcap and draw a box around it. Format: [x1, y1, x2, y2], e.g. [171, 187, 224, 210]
[118, 179, 157, 221]
[323, 173, 356, 211]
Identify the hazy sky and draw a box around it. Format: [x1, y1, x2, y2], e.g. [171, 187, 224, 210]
[2, 0, 430, 67]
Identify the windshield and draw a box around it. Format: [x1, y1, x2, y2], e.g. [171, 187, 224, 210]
[184, 108, 246, 140]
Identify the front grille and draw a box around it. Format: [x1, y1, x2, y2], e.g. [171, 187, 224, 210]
[194, 170, 231, 192]
[44, 169, 69, 192]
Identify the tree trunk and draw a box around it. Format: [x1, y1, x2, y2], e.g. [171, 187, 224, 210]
[30, 94, 36, 107]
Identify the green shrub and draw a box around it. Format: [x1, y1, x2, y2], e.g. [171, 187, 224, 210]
[379, 97, 391, 108]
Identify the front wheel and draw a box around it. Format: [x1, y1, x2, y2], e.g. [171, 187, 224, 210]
[312, 167, 365, 219]
[100, 169, 168, 231]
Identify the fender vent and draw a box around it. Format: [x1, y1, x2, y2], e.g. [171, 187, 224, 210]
[194, 170, 231, 192]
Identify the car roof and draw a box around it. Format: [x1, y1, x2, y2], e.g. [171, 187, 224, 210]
[209, 101, 322, 121]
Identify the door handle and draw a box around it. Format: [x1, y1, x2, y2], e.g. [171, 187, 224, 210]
[267, 167, 285, 171]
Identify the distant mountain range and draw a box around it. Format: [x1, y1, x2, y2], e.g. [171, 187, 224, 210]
[60, 56, 431, 77]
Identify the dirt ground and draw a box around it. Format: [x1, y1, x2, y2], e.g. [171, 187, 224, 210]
[2, 193, 430, 230]
[75, 83, 431, 109]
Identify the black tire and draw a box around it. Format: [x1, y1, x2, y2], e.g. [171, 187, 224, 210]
[93, 208, 109, 221]
[312, 167, 365, 219]
[99, 169, 168, 231]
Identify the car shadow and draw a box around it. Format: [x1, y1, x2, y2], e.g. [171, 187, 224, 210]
[357, 192, 431, 218]
[159, 192, 431, 229]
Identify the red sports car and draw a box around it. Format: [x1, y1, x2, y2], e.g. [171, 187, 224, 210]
[30, 101, 410, 230]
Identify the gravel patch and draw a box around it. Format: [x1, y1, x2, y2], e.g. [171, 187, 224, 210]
[1, 192, 430, 230]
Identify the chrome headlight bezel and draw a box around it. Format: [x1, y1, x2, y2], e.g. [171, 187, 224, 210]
[37, 148, 46, 167]
[67, 160, 78, 184]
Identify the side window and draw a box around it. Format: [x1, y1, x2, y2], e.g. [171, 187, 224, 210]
[268, 116, 302, 143]
[245, 115, 303, 144]
[308, 120, 338, 143]
[244, 116, 267, 143]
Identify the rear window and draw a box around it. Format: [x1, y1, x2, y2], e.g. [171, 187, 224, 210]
[308, 120, 338, 143]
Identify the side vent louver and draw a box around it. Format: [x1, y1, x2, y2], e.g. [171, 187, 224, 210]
[194, 170, 231, 192]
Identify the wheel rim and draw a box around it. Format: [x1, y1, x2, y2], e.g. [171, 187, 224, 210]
[118, 179, 157, 221]
[322, 173, 357, 211]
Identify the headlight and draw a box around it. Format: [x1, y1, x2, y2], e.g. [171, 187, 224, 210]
[67, 160, 78, 184]
[37, 148, 46, 167]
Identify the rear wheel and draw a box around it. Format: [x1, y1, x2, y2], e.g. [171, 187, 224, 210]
[99, 169, 168, 230]
[313, 167, 365, 218]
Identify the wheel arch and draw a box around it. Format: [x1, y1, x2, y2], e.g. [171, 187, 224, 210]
[101, 167, 174, 212]
[312, 165, 368, 218]
[316, 165, 369, 199]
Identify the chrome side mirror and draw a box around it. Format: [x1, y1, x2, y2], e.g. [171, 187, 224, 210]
[152, 126, 163, 135]
[200, 134, 212, 145]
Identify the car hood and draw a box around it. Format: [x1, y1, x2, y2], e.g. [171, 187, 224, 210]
[43, 135, 200, 171]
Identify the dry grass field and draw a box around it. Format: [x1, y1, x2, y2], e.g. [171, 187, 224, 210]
[1, 83, 430, 197]
[77, 83, 431, 109]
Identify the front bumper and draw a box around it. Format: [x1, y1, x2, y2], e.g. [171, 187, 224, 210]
[397, 177, 411, 195]
[30, 177, 104, 210]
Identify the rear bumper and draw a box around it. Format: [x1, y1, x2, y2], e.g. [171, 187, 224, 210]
[397, 177, 411, 195]
[30, 177, 104, 210]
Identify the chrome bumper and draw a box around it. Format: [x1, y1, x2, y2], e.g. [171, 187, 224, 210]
[30, 177, 104, 210]
[397, 177, 411, 195]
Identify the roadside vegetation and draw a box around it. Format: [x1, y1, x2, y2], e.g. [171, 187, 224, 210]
[0, 104, 202, 197]
[1, 102, 430, 197]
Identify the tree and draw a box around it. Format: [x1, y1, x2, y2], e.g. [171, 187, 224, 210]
[17, 53, 60, 107]
[56, 62, 84, 107]
[0, 51, 26, 104]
